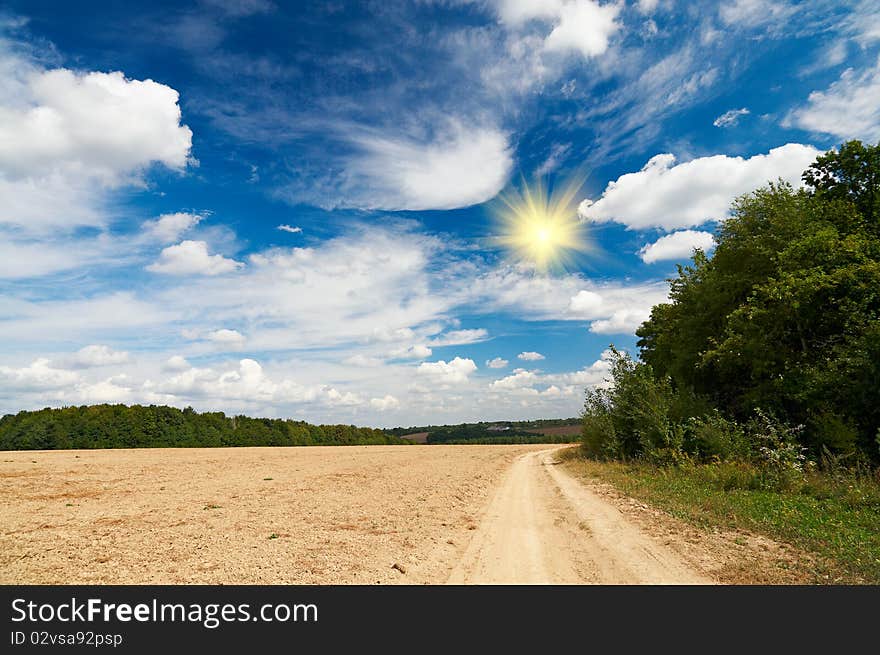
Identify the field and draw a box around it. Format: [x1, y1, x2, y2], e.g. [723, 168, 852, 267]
[1, 444, 824, 585]
[0, 445, 546, 584]
[525, 424, 583, 437]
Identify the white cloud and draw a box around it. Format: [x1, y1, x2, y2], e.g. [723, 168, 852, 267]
[0, 51, 192, 232]
[493, 0, 621, 59]
[277, 224, 302, 233]
[486, 357, 509, 369]
[417, 357, 478, 384]
[68, 344, 130, 368]
[390, 344, 433, 360]
[786, 56, 880, 143]
[0, 291, 175, 343]
[713, 107, 750, 128]
[142, 213, 203, 243]
[0, 236, 102, 279]
[429, 329, 489, 346]
[340, 121, 513, 210]
[147, 240, 244, 276]
[494, 0, 565, 25]
[719, 0, 794, 29]
[588, 308, 652, 334]
[162, 355, 191, 372]
[518, 351, 545, 361]
[639, 230, 715, 263]
[77, 376, 133, 403]
[535, 143, 571, 177]
[543, 1, 621, 59]
[155, 357, 359, 407]
[0, 358, 80, 391]
[343, 354, 384, 367]
[370, 394, 400, 411]
[636, 0, 659, 13]
[578, 144, 821, 230]
[206, 329, 246, 346]
[491, 367, 538, 389]
[567, 284, 669, 334]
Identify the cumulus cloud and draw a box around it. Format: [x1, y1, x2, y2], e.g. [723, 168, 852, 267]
[147, 240, 244, 276]
[713, 107, 750, 127]
[518, 351, 545, 361]
[490, 367, 538, 389]
[0, 358, 80, 390]
[142, 213, 203, 243]
[162, 355, 191, 372]
[486, 357, 509, 369]
[206, 329, 246, 346]
[488, 354, 612, 397]
[0, 50, 192, 232]
[68, 344, 130, 368]
[417, 357, 477, 384]
[494, 0, 621, 59]
[639, 230, 715, 263]
[370, 394, 400, 411]
[786, 56, 880, 142]
[156, 357, 360, 407]
[543, 1, 621, 59]
[567, 284, 669, 334]
[339, 121, 513, 210]
[77, 376, 133, 403]
[277, 224, 302, 233]
[578, 144, 821, 230]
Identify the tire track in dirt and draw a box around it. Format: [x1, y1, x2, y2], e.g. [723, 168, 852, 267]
[448, 448, 714, 584]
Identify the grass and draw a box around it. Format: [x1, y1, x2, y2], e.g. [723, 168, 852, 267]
[560, 448, 880, 584]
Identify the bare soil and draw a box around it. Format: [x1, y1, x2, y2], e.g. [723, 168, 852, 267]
[0, 445, 544, 584]
[1, 444, 810, 584]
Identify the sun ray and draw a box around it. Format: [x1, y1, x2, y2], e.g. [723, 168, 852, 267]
[490, 174, 592, 272]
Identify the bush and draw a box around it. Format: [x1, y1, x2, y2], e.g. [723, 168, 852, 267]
[684, 412, 751, 461]
[746, 409, 809, 491]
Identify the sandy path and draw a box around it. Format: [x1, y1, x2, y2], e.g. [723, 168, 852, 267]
[448, 448, 713, 584]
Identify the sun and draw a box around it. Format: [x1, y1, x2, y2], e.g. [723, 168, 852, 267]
[491, 175, 590, 271]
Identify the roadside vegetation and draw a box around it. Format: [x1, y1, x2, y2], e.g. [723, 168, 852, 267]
[575, 141, 880, 583]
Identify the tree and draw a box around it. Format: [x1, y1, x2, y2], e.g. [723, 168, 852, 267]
[803, 140, 880, 231]
[636, 141, 880, 459]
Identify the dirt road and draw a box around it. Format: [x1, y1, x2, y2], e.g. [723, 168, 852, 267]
[4, 444, 807, 584]
[449, 448, 712, 584]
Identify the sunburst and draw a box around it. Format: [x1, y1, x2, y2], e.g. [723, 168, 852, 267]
[490, 175, 591, 271]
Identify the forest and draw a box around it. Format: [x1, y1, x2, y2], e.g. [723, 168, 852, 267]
[385, 418, 580, 444]
[583, 140, 880, 471]
[0, 404, 406, 450]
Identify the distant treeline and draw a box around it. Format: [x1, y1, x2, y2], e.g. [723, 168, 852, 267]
[0, 404, 407, 450]
[385, 418, 581, 444]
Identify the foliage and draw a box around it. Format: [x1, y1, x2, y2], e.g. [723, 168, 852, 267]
[0, 404, 406, 450]
[634, 140, 880, 461]
[385, 418, 581, 444]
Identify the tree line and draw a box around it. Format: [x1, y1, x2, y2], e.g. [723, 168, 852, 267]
[584, 140, 880, 471]
[0, 404, 407, 450]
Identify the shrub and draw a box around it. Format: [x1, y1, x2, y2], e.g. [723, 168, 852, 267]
[747, 409, 809, 491]
[684, 412, 752, 462]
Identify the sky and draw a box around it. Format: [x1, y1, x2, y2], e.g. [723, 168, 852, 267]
[1, 0, 878, 427]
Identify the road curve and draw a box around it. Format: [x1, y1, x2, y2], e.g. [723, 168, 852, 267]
[447, 448, 714, 584]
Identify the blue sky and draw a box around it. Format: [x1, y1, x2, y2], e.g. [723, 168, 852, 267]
[1, 0, 878, 426]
